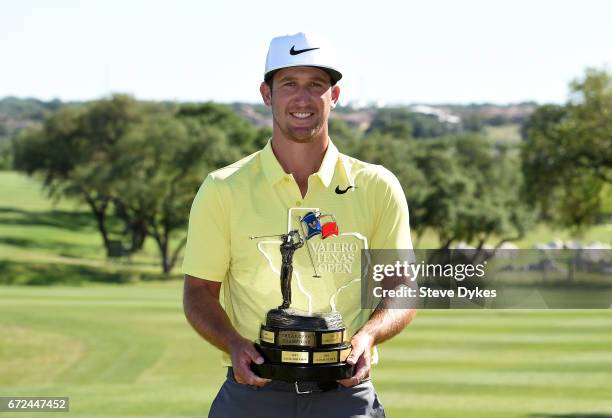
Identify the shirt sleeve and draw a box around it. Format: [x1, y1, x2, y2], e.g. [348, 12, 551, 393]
[369, 166, 414, 250]
[182, 175, 230, 282]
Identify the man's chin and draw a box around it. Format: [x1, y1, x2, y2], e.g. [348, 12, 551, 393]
[286, 129, 317, 143]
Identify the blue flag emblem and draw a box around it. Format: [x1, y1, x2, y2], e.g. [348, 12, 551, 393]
[301, 211, 321, 240]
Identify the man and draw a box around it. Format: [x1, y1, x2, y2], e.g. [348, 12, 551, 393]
[183, 32, 416, 418]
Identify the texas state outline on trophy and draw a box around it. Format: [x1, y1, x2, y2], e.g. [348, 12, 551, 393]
[248, 207, 369, 382]
[252, 207, 369, 312]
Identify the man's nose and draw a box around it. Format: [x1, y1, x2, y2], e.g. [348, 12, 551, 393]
[293, 86, 312, 104]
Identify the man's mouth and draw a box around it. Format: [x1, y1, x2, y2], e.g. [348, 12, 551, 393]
[290, 112, 314, 119]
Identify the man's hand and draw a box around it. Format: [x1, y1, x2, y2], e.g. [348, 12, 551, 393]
[228, 336, 271, 387]
[337, 332, 374, 387]
[183, 276, 271, 388]
[336, 301, 416, 388]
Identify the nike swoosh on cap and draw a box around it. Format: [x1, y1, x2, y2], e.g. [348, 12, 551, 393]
[289, 45, 320, 55]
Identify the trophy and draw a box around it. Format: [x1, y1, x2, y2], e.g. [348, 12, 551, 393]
[249, 211, 354, 382]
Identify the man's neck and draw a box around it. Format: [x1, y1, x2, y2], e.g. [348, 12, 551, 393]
[271, 130, 329, 198]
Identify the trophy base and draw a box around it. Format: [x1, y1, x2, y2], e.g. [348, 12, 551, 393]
[254, 308, 353, 383]
[251, 361, 354, 382]
[253, 342, 354, 382]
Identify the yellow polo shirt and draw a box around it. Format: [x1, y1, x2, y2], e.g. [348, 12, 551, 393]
[182, 139, 413, 366]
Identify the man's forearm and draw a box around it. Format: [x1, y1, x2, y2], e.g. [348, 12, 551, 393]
[183, 281, 242, 354]
[356, 305, 416, 345]
[339, 302, 416, 386]
[357, 270, 418, 344]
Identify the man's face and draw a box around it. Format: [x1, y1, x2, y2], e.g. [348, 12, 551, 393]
[260, 66, 340, 143]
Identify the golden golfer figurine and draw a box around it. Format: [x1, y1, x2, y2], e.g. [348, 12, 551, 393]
[278, 230, 304, 309]
[248, 212, 353, 382]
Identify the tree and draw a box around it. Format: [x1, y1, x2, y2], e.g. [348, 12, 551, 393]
[13, 95, 142, 255]
[113, 115, 235, 273]
[347, 133, 533, 250]
[177, 102, 269, 154]
[329, 118, 358, 144]
[13, 95, 272, 274]
[451, 136, 533, 249]
[366, 108, 414, 139]
[567, 68, 612, 182]
[366, 108, 460, 139]
[522, 68, 612, 231]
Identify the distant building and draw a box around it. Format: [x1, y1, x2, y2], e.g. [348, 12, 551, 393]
[409, 105, 461, 124]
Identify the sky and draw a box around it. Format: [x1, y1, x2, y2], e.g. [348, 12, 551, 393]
[1, 0, 610, 105]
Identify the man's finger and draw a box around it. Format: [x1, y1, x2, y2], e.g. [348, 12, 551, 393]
[243, 368, 271, 387]
[338, 351, 370, 387]
[337, 376, 359, 387]
[235, 364, 271, 387]
[352, 358, 370, 382]
[337, 367, 369, 387]
[245, 343, 265, 365]
[250, 374, 272, 387]
[345, 344, 364, 365]
[241, 347, 271, 386]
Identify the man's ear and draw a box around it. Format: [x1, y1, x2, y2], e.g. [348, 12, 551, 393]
[331, 85, 341, 108]
[260, 82, 272, 106]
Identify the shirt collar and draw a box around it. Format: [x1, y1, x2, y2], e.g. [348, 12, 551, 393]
[314, 139, 339, 188]
[260, 138, 343, 188]
[260, 140, 287, 185]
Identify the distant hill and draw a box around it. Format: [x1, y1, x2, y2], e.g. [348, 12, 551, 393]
[230, 101, 536, 132]
[0, 96, 537, 142]
[0, 97, 66, 139]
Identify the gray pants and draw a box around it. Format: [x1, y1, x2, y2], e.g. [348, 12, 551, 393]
[208, 369, 385, 418]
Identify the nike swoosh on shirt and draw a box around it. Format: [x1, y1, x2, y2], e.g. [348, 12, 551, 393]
[335, 185, 354, 194]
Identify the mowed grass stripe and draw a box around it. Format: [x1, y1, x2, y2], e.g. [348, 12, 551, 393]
[375, 369, 612, 390]
[398, 330, 612, 343]
[375, 379, 612, 401]
[412, 310, 612, 321]
[1, 291, 223, 418]
[377, 391, 612, 414]
[0, 282, 181, 300]
[0, 286, 182, 386]
[0, 324, 84, 385]
[0, 311, 165, 385]
[379, 356, 612, 374]
[396, 321, 612, 334]
[385, 338, 612, 352]
[0, 298, 181, 308]
[4, 383, 221, 418]
[379, 346, 612, 363]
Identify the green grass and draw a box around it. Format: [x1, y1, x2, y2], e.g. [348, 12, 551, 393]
[0, 171, 176, 282]
[0, 282, 225, 417]
[413, 221, 610, 250]
[1, 284, 612, 417]
[1, 170, 612, 416]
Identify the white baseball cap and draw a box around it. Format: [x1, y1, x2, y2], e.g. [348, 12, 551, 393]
[264, 32, 342, 85]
